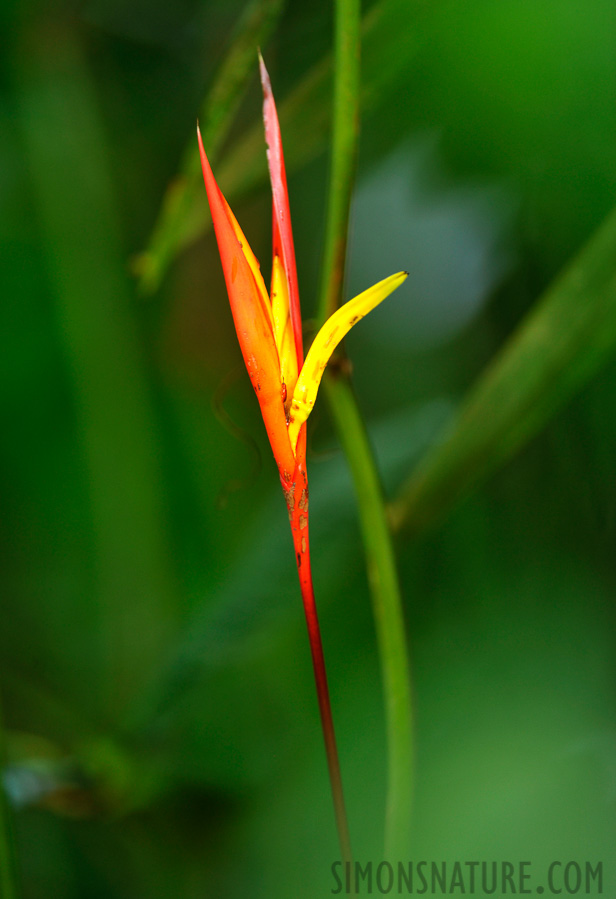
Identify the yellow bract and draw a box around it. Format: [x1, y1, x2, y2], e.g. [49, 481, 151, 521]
[221, 185, 406, 456]
[287, 271, 408, 450]
[271, 254, 299, 402]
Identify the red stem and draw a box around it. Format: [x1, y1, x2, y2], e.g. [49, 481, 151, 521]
[282, 445, 353, 868]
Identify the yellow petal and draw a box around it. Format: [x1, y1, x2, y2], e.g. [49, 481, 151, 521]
[287, 271, 408, 449]
[271, 254, 299, 400]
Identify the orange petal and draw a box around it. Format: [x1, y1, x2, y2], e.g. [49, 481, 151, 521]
[197, 126, 296, 478]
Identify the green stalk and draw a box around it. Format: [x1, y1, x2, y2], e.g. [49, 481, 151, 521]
[325, 374, 412, 858]
[317, 0, 413, 858]
[317, 0, 361, 324]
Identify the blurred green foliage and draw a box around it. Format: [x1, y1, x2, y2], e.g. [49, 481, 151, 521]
[1, 0, 615, 896]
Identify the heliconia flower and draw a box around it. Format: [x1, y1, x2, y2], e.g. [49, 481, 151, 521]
[198, 54, 407, 859]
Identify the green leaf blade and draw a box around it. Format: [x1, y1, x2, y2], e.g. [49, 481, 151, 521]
[391, 205, 616, 536]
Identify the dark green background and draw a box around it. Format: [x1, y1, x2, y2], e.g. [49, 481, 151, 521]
[1, 0, 615, 895]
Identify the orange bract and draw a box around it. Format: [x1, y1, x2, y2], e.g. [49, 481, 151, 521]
[197, 124, 297, 481]
[199, 55, 408, 480]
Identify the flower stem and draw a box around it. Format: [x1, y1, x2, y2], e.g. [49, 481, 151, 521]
[325, 372, 413, 858]
[293, 529, 353, 867]
[284, 446, 353, 869]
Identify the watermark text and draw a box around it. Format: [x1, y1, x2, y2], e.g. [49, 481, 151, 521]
[331, 860, 603, 894]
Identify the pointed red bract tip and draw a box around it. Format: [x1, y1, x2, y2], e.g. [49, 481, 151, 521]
[259, 55, 304, 368]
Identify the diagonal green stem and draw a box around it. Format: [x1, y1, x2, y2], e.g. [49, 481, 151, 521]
[136, 0, 286, 294]
[317, 0, 413, 859]
[389, 205, 616, 538]
[137, 0, 438, 290]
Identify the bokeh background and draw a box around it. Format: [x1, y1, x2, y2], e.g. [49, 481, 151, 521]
[2, 0, 616, 895]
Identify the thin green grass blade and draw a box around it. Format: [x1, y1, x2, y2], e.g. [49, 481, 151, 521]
[390, 206, 616, 536]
